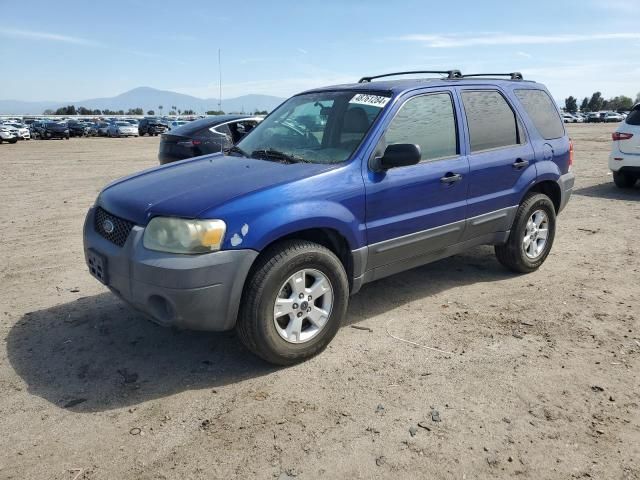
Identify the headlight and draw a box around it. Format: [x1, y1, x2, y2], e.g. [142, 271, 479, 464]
[143, 217, 226, 254]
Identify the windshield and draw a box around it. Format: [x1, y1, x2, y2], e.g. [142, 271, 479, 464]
[116, 122, 131, 126]
[236, 90, 390, 164]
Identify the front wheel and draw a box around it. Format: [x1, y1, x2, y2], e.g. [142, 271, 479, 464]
[237, 240, 349, 365]
[613, 171, 636, 188]
[495, 193, 556, 273]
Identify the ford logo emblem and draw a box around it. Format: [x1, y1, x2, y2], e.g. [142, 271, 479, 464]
[103, 219, 115, 234]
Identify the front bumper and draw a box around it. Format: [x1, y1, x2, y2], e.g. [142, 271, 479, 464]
[558, 171, 576, 213]
[83, 207, 258, 331]
[45, 131, 68, 138]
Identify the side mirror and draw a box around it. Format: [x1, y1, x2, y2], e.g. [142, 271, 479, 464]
[375, 143, 421, 171]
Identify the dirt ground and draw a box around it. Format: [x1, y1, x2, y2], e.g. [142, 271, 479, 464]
[0, 125, 638, 480]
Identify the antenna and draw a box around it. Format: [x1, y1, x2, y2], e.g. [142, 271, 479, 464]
[218, 49, 222, 113]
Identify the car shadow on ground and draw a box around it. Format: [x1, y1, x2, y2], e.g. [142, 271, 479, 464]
[6, 246, 512, 413]
[573, 181, 640, 200]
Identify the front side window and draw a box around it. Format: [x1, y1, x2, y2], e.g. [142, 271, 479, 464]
[383, 93, 458, 162]
[461, 90, 521, 152]
[236, 91, 390, 164]
[514, 89, 564, 139]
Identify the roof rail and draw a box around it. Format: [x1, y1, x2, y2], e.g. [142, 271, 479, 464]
[462, 72, 523, 80]
[358, 70, 462, 83]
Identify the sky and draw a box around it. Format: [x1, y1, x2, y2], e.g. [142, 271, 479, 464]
[1, 0, 639, 103]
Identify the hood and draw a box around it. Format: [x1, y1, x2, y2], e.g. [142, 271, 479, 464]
[47, 124, 68, 131]
[98, 154, 337, 225]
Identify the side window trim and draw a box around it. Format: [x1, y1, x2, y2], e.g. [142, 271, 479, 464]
[369, 90, 461, 170]
[459, 88, 528, 155]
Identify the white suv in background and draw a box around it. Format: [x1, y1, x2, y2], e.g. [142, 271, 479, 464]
[0, 125, 19, 143]
[3, 122, 31, 140]
[609, 104, 640, 188]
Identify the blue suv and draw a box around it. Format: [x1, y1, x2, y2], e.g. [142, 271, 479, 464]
[84, 70, 575, 365]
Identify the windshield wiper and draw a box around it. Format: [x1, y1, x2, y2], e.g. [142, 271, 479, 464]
[224, 145, 248, 157]
[250, 149, 307, 164]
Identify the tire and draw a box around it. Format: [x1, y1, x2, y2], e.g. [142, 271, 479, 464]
[613, 171, 636, 188]
[495, 193, 556, 273]
[237, 240, 349, 365]
[9, 138, 18, 144]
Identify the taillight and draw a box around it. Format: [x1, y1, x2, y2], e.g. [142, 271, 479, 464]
[177, 139, 201, 148]
[569, 139, 574, 168]
[612, 132, 633, 141]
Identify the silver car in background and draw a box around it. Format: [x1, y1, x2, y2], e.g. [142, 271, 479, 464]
[107, 121, 139, 137]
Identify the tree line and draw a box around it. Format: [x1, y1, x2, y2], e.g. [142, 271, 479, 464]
[564, 92, 640, 114]
[43, 105, 270, 116]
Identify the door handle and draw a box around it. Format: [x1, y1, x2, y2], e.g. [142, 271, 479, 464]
[512, 158, 529, 169]
[440, 172, 462, 184]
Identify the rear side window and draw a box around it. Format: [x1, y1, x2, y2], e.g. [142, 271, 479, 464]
[514, 89, 564, 139]
[384, 93, 458, 162]
[461, 90, 521, 152]
[626, 105, 640, 126]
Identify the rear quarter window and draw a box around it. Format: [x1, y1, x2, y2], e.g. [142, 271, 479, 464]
[461, 90, 522, 152]
[626, 105, 640, 126]
[514, 89, 564, 140]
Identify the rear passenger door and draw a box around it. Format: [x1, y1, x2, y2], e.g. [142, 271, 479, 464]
[364, 90, 469, 270]
[458, 88, 536, 240]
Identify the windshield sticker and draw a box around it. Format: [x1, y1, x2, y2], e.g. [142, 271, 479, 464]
[349, 94, 390, 108]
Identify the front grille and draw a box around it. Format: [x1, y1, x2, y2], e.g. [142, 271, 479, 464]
[94, 207, 134, 247]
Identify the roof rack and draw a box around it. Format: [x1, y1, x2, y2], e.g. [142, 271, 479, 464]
[358, 70, 462, 83]
[461, 72, 523, 80]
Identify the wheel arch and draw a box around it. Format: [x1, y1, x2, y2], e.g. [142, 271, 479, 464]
[244, 227, 357, 293]
[525, 180, 561, 213]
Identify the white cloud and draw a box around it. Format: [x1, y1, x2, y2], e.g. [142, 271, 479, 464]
[297, 48, 308, 54]
[590, 0, 640, 13]
[516, 51, 532, 58]
[391, 32, 640, 48]
[0, 27, 103, 47]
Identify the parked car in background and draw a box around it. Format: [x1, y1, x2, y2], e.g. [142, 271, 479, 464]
[84, 122, 99, 136]
[40, 121, 70, 140]
[158, 115, 262, 164]
[0, 125, 19, 143]
[29, 121, 45, 138]
[609, 103, 640, 188]
[587, 112, 604, 123]
[2, 122, 31, 139]
[107, 121, 139, 137]
[96, 122, 112, 136]
[138, 117, 168, 136]
[562, 113, 578, 123]
[67, 120, 90, 137]
[85, 70, 574, 364]
[603, 112, 623, 123]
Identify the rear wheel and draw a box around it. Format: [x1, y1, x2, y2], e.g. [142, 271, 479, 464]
[495, 193, 556, 273]
[613, 171, 636, 188]
[237, 240, 349, 365]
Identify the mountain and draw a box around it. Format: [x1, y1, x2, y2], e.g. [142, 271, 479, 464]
[0, 87, 285, 115]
